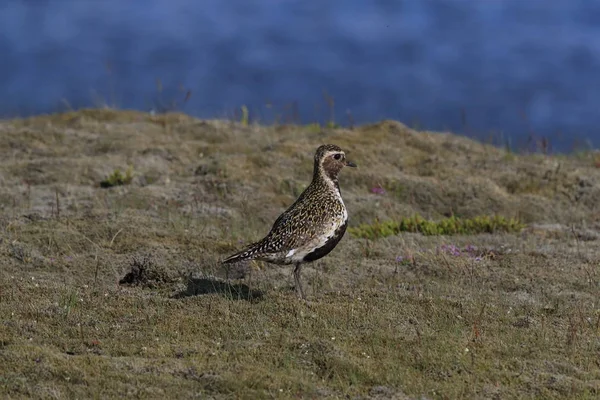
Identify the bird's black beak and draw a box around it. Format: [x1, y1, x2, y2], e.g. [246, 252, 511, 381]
[346, 160, 357, 168]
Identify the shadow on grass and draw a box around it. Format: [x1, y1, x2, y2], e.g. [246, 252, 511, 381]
[173, 277, 264, 302]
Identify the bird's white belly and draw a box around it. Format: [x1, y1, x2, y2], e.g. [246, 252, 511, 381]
[286, 214, 346, 262]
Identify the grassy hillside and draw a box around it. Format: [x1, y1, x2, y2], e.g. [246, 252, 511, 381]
[1, 109, 599, 399]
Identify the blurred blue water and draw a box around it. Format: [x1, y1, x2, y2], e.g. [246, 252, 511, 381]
[1, 0, 599, 151]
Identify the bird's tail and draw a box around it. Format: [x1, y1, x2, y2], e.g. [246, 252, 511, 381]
[222, 244, 259, 264]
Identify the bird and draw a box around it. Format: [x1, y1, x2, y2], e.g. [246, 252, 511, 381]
[222, 144, 357, 299]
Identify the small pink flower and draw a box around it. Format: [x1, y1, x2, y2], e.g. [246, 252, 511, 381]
[464, 245, 477, 254]
[370, 186, 386, 195]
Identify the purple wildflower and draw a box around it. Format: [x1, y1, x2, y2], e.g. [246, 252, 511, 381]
[395, 256, 404, 263]
[370, 186, 386, 195]
[440, 244, 461, 256]
[464, 244, 477, 254]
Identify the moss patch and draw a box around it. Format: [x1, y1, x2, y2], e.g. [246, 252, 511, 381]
[349, 214, 525, 239]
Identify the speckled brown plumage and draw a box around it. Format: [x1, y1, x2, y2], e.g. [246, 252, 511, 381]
[222, 144, 356, 299]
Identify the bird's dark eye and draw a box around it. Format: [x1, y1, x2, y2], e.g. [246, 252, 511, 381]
[333, 153, 342, 160]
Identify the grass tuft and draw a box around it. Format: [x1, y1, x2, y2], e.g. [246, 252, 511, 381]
[240, 105, 249, 126]
[119, 254, 178, 288]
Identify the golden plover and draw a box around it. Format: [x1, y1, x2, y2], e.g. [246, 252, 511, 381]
[222, 144, 357, 299]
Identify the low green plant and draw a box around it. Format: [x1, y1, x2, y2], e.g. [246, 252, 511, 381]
[349, 214, 525, 239]
[383, 181, 405, 199]
[60, 289, 79, 318]
[100, 166, 134, 188]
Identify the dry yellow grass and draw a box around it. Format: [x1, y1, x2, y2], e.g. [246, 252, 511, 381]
[1, 109, 600, 399]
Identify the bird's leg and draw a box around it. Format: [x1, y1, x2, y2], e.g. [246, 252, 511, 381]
[293, 263, 305, 299]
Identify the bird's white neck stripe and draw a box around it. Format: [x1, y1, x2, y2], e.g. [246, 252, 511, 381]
[319, 169, 340, 191]
[317, 169, 345, 212]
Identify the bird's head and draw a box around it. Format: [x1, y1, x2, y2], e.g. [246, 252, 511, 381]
[314, 144, 357, 182]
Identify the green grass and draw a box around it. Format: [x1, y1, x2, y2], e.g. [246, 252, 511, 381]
[349, 214, 525, 239]
[0, 109, 599, 399]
